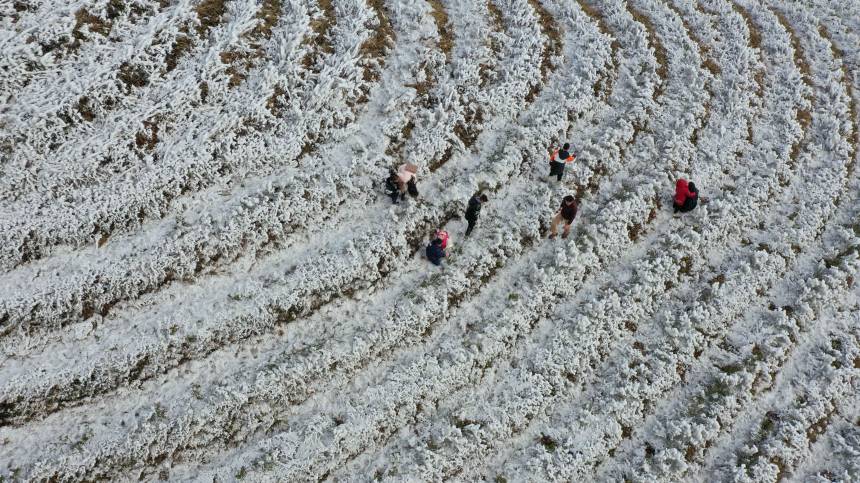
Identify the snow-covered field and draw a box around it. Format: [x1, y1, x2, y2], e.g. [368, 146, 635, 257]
[1, 0, 859, 480]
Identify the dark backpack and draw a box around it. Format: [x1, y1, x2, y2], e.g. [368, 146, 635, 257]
[407, 178, 419, 197]
[384, 172, 398, 194]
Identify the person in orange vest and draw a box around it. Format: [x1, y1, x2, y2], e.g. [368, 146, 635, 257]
[548, 143, 575, 182]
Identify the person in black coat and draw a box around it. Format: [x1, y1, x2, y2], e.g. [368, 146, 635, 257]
[426, 238, 446, 266]
[384, 170, 402, 204]
[464, 192, 489, 237]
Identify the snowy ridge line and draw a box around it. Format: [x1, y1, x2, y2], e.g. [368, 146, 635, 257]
[813, 6, 859, 178]
[178, 0, 712, 478]
[603, 240, 859, 482]
[372, 0, 779, 478]
[0, 0, 379, 272]
[0, 0, 560, 427]
[584, 2, 857, 480]
[1, 0, 612, 476]
[494, 0, 848, 477]
[0, 0, 251, 196]
[421, 0, 544, 175]
[0, 0, 430, 340]
[696, 235, 860, 482]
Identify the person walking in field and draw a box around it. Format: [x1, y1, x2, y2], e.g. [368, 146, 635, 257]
[426, 236, 447, 266]
[464, 192, 489, 237]
[673, 179, 699, 213]
[548, 143, 576, 182]
[549, 195, 578, 239]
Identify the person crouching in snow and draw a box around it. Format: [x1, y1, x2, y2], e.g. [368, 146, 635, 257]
[426, 237, 446, 266]
[397, 163, 419, 198]
[549, 195, 578, 239]
[673, 179, 699, 213]
[548, 143, 576, 182]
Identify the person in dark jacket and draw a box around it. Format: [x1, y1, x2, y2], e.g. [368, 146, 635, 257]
[426, 238, 446, 266]
[384, 170, 402, 203]
[673, 179, 699, 213]
[548, 143, 576, 182]
[549, 195, 578, 239]
[464, 192, 489, 237]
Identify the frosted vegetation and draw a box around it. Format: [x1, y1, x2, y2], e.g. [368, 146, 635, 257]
[0, 0, 858, 481]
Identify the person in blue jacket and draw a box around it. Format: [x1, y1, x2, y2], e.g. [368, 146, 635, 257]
[426, 237, 446, 266]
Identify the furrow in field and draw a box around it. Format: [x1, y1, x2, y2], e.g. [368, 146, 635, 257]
[794, 390, 860, 482]
[0, 0, 382, 272]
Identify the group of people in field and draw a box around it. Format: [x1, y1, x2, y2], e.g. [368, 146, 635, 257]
[384, 142, 700, 266]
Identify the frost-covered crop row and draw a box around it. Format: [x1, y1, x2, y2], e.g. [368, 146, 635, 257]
[0, 0, 407, 336]
[0, 0, 381, 272]
[797, 404, 860, 482]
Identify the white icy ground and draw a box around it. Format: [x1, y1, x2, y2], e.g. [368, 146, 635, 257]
[0, 0, 858, 481]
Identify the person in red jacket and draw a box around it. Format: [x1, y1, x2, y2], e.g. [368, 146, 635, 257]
[548, 143, 576, 182]
[549, 195, 578, 239]
[673, 179, 699, 213]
